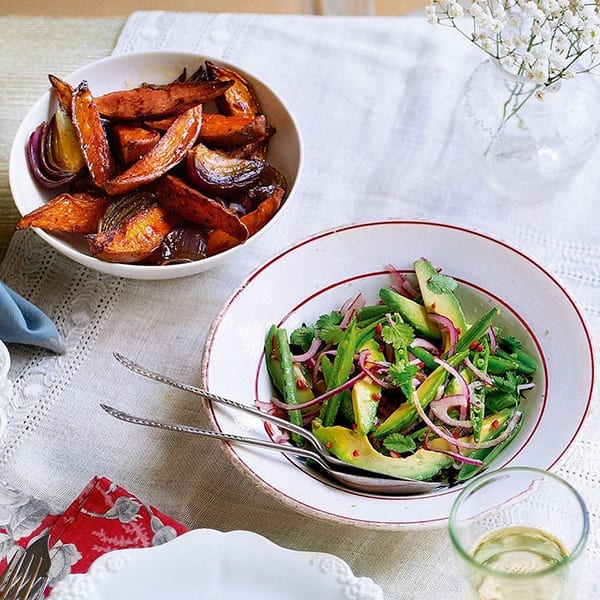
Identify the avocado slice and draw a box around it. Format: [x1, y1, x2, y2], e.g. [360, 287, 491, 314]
[312, 420, 452, 481]
[379, 287, 442, 341]
[414, 258, 467, 338]
[312, 411, 512, 481]
[352, 338, 384, 435]
[373, 348, 469, 438]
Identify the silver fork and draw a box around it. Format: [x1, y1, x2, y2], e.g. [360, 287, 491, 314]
[0, 534, 50, 600]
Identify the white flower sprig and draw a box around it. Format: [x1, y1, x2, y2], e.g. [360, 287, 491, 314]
[427, 0, 600, 86]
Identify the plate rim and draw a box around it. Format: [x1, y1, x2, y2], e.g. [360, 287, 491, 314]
[49, 528, 383, 599]
[201, 219, 595, 529]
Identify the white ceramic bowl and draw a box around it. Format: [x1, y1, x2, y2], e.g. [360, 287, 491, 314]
[9, 51, 302, 280]
[202, 221, 594, 530]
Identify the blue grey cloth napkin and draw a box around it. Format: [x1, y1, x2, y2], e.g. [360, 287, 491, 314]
[0, 281, 65, 353]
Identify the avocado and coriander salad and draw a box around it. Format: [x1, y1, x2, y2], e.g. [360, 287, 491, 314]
[264, 257, 538, 485]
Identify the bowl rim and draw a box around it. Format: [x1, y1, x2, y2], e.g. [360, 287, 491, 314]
[8, 49, 304, 280]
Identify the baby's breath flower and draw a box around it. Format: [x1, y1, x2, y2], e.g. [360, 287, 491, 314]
[427, 0, 600, 86]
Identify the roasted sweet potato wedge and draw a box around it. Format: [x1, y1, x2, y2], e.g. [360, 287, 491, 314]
[113, 124, 161, 164]
[71, 81, 116, 189]
[206, 185, 283, 255]
[95, 80, 233, 120]
[87, 194, 177, 263]
[104, 105, 203, 196]
[16, 192, 112, 234]
[206, 61, 261, 117]
[48, 74, 74, 113]
[186, 142, 264, 197]
[153, 174, 249, 242]
[199, 113, 271, 147]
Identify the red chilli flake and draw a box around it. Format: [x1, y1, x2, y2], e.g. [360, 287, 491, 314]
[325, 441, 333, 449]
[296, 379, 308, 390]
[491, 419, 500, 429]
[372, 391, 382, 401]
[375, 323, 383, 335]
[352, 449, 360, 457]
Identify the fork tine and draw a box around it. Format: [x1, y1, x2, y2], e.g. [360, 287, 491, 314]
[0, 553, 43, 600]
[0, 549, 27, 593]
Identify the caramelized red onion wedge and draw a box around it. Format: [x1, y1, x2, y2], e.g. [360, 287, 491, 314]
[429, 394, 472, 428]
[411, 389, 522, 450]
[27, 122, 80, 188]
[159, 226, 208, 264]
[428, 312, 459, 356]
[185, 142, 264, 197]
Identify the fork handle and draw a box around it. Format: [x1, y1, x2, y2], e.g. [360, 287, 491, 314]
[113, 353, 327, 454]
[100, 404, 329, 469]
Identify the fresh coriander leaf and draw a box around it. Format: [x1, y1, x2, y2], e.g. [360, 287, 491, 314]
[290, 326, 315, 352]
[381, 320, 415, 350]
[428, 272, 458, 294]
[502, 336, 522, 350]
[318, 323, 345, 345]
[491, 371, 524, 394]
[383, 433, 417, 454]
[315, 311, 342, 330]
[388, 362, 419, 397]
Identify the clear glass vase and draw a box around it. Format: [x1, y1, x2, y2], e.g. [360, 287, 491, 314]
[456, 59, 600, 200]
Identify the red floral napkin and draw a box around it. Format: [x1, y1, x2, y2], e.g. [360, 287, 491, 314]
[0, 476, 188, 595]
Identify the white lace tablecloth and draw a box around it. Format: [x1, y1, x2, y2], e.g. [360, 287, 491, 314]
[1, 12, 599, 598]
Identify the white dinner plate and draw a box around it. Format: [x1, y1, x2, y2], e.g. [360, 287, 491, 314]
[201, 221, 593, 530]
[48, 529, 383, 599]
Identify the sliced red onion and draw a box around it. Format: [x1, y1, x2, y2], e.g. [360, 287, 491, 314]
[412, 390, 522, 450]
[430, 394, 471, 428]
[463, 356, 494, 386]
[339, 293, 366, 328]
[410, 337, 440, 354]
[433, 357, 470, 404]
[385, 264, 419, 299]
[357, 349, 390, 388]
[264, 421, 290, 444]
[428, 313, 459, 356]
[487, 325, 498, 353]
[517, 382, 536, 394]
[271, 370, 365, 412]
[292, 336, 322, 363]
